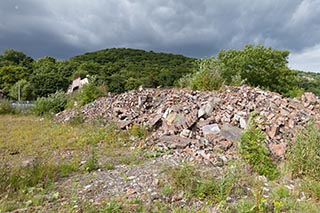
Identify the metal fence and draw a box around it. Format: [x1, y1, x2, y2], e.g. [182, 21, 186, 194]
[10, 101, 34, 112]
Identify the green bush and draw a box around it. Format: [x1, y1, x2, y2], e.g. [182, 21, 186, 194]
[0, 99, 14, 114]
[32, 90, 67, 116]
[166, 163, 200, 194]
[178, 57, 224, 91]
[67, 82, 105, 108]
[240, 113, 279, 180]
[287, 122, 320, 179]
[218, 45, 298, 96]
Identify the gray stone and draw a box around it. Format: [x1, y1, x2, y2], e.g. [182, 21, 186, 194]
[220, 124, 242, 142]
[197, 97, 220, 118]
[202, 124, 220, 136]
[159, 135, 191, 149]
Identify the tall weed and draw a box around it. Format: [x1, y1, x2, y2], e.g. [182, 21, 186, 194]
[240, 113, 279, 180]
[287, 122, 320, 179]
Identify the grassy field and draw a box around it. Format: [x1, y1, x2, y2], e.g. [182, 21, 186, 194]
[0, 115, 319, 212]
[0, 115, 149, 212]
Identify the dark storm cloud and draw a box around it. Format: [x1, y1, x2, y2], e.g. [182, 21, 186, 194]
[0, 0, 320, 71]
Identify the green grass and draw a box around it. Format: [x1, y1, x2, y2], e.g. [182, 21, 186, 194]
[1, 114, 320, 212]
[0, 115, 145, 211]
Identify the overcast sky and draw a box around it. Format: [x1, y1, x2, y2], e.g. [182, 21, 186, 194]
[0, 0, 320, 72]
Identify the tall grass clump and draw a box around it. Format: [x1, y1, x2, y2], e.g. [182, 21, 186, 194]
[165, 163, 236, 204]
[240, 113, 279, 180]
[287, 122, 320, 179]
[0, 160, 60, 196]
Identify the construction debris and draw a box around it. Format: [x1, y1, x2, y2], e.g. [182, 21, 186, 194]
[56, 86, 320, 164]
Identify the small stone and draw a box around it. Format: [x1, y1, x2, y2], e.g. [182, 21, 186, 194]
[218, 139, 233, 151]
[269, 143, 286, 157]
[202, 124, 220, 136]
[180, 129, 191, 138]
[127, 189, 136, 195]
[266, 124, 280, 139]
[172, 191, 184, 202]
[239, 117, 247, 129]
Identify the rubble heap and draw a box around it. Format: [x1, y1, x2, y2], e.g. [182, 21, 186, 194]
[56, 86, 320, 164]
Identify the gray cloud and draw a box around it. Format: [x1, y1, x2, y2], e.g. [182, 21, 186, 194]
[0, 0, 320, 71]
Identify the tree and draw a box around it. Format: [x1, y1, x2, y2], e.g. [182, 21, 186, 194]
[30, 72, 69, 97]
[9, 79, 34, 101]
[218, 45, 297, 95]
[32, 56, 57, 74]
[0, 49, 33, 68]
[31, 57, 70, 97]
[0, 65, 30, 94]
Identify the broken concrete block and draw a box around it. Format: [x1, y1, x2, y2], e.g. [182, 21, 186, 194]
[159, 135, 191, 149]
[239, 117, 247, 129]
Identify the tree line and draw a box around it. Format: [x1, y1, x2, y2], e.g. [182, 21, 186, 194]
[0, 48, 195, 100]
[0, 46, 319, 104]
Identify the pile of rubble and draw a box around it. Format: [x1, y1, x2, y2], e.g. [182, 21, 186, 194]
[56, 86, 320, 164]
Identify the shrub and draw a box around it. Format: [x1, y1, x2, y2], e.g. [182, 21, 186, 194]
[178, 57, 224, 91]
[166, 163, 200, 194]
[67, 82, 104, 108]
[217, 45, 298, 96]
[287, 122, 320, 179]
[0, 99, 14, 114]
[240, 113, 279, 180]
[32, 90, 67, 116]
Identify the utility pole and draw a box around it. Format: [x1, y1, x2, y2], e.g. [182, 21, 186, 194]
[18, 83, 21, 103]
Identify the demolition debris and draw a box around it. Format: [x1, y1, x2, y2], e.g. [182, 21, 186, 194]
[56, 86, 319, 164]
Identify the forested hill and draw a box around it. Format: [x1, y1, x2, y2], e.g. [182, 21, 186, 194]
[0, 48, 196, 100]
[70, 48, 196, 93]
[1, 46, 320, 102]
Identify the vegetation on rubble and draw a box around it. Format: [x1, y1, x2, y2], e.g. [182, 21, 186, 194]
[240, 113, 279, 180]
[178, 57, 225, 91]
[183, 45, 305, 97]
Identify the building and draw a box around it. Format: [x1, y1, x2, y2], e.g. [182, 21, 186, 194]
[67, 77, 89, 94]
